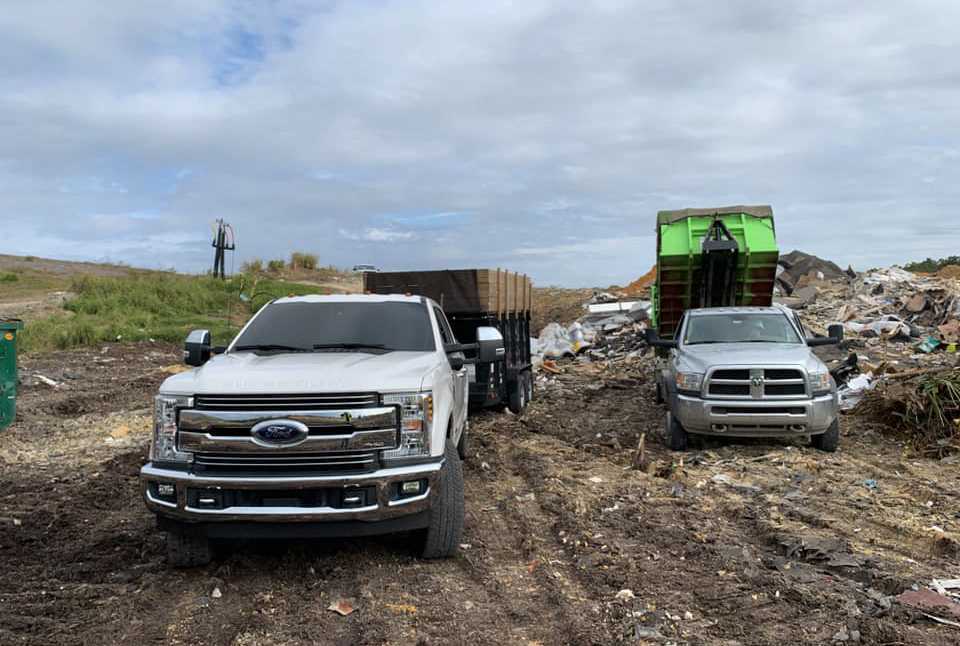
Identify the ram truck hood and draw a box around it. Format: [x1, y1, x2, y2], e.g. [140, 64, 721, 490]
[159, 350, 439, 395]
[678, 343, 826, 374]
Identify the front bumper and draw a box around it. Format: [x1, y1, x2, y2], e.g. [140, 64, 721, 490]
[140, 459, 443, 525]
[674, 393, 838, 437]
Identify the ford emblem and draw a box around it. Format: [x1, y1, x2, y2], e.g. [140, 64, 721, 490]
[251, 419, 309, 447]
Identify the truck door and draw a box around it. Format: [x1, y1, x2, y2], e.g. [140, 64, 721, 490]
[434, 307, 468, 434]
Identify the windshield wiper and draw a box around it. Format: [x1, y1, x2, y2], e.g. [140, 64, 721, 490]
[233, 343, 312, 353]
[312, 343, 391, 352]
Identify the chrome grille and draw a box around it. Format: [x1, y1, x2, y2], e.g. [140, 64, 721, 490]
[706, 367, 807, 399]
[194, 393, 380, 411]
[193, 451, 378, 475]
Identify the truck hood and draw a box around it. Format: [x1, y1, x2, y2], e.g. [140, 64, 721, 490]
[678, 343, 825, 374]
[159, 351, 440, 395]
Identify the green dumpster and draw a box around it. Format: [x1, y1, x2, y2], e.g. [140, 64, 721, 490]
[1, 319, 23, 430]
[652, 205, 779, 337]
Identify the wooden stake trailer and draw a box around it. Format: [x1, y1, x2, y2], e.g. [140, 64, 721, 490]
[363, 269, 534, 412]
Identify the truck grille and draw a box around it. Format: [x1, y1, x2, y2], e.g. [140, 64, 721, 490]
[706, 368, 807, 399]
[193, 450, 378, 475]
[194, 393, 380, 411]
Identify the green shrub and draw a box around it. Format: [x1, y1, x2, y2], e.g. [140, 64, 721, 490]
[0, 272, 18, 283]
[241, 259, 264, 274]
[18, 272, 322, 353]
[267, 259, 285, 273]
[290, 252, 318, 271]
[904, 256, 960, 273]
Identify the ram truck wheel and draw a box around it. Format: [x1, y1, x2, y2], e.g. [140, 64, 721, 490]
[811, 418, 840, 452]
[665, 411, 688, 451]
[418, 441, 465, 559]
[166, 531, 211, 568]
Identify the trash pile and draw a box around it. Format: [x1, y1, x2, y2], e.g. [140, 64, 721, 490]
[531, 292, 650, 367]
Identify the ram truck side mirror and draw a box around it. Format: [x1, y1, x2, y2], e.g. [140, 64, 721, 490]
[476, 326, 505, 363]
[807, 324, 844, 347]
[184, 329, 213, 367]
[645, 327, 678, 349]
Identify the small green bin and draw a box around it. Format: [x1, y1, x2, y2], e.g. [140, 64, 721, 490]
[0, 319, 23, 430]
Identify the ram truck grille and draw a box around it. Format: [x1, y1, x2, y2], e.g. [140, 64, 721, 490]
[705, 368, 807, 399]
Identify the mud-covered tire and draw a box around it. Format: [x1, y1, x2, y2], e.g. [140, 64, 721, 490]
[419, 441, 465, 559]
[812, 418, 840, 453]
[524, 371, 534, 403]
[166, 531, 211, 568]
[655, 381, 664, 405]
[666, 411, 688, 451]
[508, 375, 528, 414]
[456, 421, 469, 461]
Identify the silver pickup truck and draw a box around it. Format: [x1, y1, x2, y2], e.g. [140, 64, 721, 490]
[141, 294, 503, 566]
[647, 305, 843, 452]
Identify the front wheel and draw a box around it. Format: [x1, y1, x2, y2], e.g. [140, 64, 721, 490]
[665, 411, 688, 451]
[418, 441, 465, 559]
[811, 418, 840, 452]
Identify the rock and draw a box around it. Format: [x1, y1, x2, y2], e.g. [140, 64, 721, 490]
[793, 286, 818, 308]
[614, 589, 635, 602]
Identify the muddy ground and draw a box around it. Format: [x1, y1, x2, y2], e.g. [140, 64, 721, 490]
[2, 343, 959, 645]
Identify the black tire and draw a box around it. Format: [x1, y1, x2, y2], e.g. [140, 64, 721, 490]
[665, 411, 688, 451]
[508, 375, 528, 414]
[524, 371, 534, 403]
[811, 418, 840, 452]
[655, 381, 664, 405]
[456, 420, 468, 461]
[419, 442, 465, 559]
[166, 531, 211, 568]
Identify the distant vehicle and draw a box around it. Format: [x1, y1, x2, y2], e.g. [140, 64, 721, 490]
[141, 293, 504, 566]
[352, 264, 380, 273]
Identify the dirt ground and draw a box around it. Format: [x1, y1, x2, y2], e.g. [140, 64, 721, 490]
[2, 344, 960, 645]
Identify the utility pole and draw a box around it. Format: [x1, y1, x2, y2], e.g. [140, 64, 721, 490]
[211, 219, 235, 279]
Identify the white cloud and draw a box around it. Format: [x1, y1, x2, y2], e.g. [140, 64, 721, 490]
[2, 1, 960, 285]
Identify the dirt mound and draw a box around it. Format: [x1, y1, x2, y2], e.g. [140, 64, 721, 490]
[936, 265, 960, 280]
[622, 265, 657, 296]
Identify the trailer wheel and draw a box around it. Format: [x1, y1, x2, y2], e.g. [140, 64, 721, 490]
[524, 371, 534, 403]
[508, 376, 527, 414]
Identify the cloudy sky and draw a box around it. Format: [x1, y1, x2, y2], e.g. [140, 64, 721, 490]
[2, 1, 958, 286]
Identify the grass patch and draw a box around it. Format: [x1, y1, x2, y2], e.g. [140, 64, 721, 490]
[19, 273, 323, 353]
[0, 272, 18, 282]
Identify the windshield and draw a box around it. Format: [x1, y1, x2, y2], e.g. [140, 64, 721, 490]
[684, 313, 801, 345]
[233, 301, 435, 352]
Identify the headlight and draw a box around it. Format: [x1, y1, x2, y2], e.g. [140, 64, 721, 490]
[676, 372, 704, 393]
[381, 392, 432, 461]
[809, 372, 831, 395]
[150, 394, 193, 464]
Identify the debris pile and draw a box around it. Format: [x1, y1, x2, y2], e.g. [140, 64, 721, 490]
[532, 296, 650, 366]
[857, 368, 960, 455]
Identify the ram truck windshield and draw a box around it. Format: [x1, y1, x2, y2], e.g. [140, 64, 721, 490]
[233, 301, 436, 353]
[684, 313, 802, 345]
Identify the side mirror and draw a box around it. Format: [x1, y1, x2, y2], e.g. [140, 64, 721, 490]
[645, 327, 678, 349]
[184, 329, 212, 367]
[448, 354, 465, 371]
[828, 323, 844, 341]
[476, 326, 506, 363]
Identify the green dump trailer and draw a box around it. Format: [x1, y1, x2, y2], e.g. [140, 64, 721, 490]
[651, 205, 779, 337]
[1, 319, 23, 430]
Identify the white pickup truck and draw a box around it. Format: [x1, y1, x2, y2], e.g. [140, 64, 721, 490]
[141, 294, 504, 566]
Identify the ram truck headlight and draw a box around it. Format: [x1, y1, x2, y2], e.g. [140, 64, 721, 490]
[382, 392, 433, 462]
[675, 372, 704, 394]
[150, 394, 194, 464]
[809, 371, 832, 395]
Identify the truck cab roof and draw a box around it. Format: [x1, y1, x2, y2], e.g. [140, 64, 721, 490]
[272, 293, 434, 307]
[686, 306, 788, 317]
